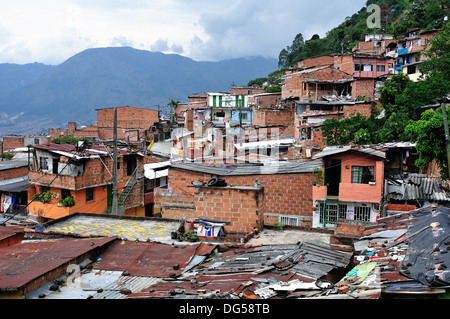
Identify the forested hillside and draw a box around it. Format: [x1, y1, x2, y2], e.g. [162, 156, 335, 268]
[278, 0, 448, 68]
[263, 0, 449, 179]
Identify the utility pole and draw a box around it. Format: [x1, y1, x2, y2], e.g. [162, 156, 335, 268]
[111, 107, 120, 215]
[441, 102, 450, 179]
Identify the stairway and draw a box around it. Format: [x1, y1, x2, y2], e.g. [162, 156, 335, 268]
[118, 166, 139, 206]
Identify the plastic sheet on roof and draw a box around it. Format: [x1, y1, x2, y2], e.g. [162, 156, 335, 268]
[400, 206, 450, 287]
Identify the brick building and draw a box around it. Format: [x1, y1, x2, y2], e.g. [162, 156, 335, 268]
[96, 106, 160, 142]
[27, 142, 145, 221]
[1, 134, 49, 152]
[154, 160, 322, 232]
[311, 145, 385, 229]
[48, 122, 99, 141]
[282, 65, 353, 101]
[283, 51, 393, 102]
[395, 29, 439, 82]
[48, 106, 166, 150]
[294, 100, 373, 159]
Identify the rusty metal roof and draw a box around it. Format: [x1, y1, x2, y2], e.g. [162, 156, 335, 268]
[0, 226, 24, 243]
[0, 237, 116, 292]
[95, 241, 201, 278]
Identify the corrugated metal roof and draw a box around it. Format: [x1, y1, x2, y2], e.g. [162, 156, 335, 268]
[171, 160, 322, 176]
[0, 237, 116, 291]
[33, 143, 137, 160]
[93, 275, 161, 299]
[0, 177, 31, 193]
[312, 145, 385, 160]
[95, 241, 200, 278]
[386, 174, 450, 202]
[0, 160, 29, 171]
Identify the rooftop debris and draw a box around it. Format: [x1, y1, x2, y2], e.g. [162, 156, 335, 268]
[1, 206, 449, 299]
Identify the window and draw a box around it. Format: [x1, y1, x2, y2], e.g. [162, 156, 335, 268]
[215, 111, 225, 118]
[407, 65, 417, 74]
[351, 166, 374, 184]
[354, 206, 371, 222]
[319, 203, 338, 224]
[355, 63, 373, 71]
[40, 157, 48, 170]
[86, 188, 94, 202]
[376, 65, 385, 72]
[159, 176, 167, 187]
[338, 204, 348, 220]
[279, 216, 299, 226]
[417, 39, 421, 46]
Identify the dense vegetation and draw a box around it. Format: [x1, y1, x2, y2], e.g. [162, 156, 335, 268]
[247, 0, 449, 178]
[323, 24, 450, 179]
[278, 0, 448, 68]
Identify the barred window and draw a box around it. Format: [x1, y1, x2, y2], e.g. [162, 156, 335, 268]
[351, 166, 374, 184]
[40, 157, 48, 170]
[339, 204, 348, 220]
[354, 206, 371, 222]
[279, 216, 299, 226]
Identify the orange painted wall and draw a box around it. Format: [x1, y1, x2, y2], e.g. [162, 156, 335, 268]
[28, 185, 108, 220]
[312, 152, 384, 203]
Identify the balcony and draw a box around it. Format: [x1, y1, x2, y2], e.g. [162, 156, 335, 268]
[28, 170, 110, 190]
[28, 201, 75, 220]
[312, 182, 382, 203]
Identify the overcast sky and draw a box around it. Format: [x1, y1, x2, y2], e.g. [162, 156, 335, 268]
[0, 0, 367, 65]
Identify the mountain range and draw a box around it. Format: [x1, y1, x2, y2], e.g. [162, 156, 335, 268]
[0, 47, 277, 137]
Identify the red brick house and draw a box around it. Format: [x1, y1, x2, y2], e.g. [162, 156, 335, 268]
[27, 142, 145, 222]
[95, 106, 160, 142]
[294, 100, 373, 159]
[154, 160, 322, 234]
[311, 145, 385, 229]
[282, 65, 353, 101]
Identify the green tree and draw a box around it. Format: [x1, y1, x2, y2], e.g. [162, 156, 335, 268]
[379, 72, 412, 118]
[51, 135, 92, 145]
[404, 25, 450, 179]
[168, 98, 180, 127]
[265, 86, 281, 93]
[405, 106, 449, 180]
[247, 77, 267, 87]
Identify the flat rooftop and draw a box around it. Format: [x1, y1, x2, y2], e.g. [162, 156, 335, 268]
[44, 213, 180, 243]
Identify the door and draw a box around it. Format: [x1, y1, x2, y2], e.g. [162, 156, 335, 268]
[325, 159, 341, 196]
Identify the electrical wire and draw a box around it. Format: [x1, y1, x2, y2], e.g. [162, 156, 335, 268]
[1, 142, 84, 225]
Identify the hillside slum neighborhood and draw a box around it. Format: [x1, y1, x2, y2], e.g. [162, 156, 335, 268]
[0, 29, 449, 300]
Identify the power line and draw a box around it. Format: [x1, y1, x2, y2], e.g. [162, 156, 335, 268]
[1, 142, 86, 225]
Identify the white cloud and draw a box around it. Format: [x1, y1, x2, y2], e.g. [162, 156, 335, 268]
[151, 38, 184, 54]
[0, 0, 367, 64]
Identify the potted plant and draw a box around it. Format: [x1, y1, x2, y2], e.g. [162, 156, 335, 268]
[62, 196, 75, 207]
[40, 190, 52, 203]
[312, 168, 323, 186]
[368, 179, 376, 185]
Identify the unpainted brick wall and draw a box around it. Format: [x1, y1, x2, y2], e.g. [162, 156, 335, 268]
[158, 167, 315, 227]
[155, 185, 264, 234]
